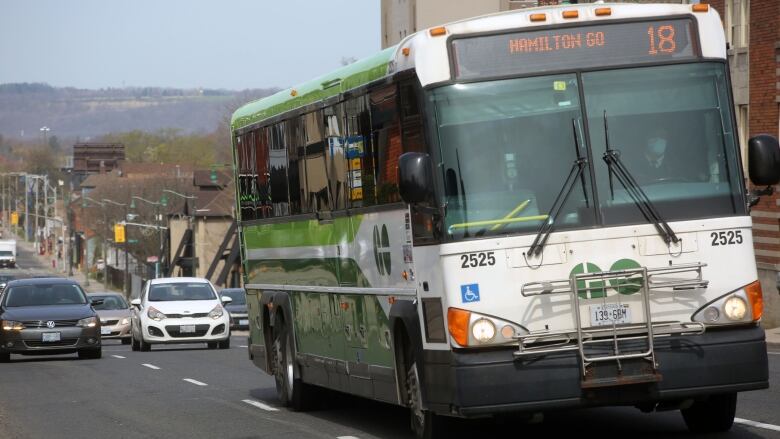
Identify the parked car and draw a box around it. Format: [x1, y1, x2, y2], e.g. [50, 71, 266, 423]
[219, 288, 248, 330]
[89, 292, 132, 344]
[130, 277, 232, 351]
[0, 278, 102, 361]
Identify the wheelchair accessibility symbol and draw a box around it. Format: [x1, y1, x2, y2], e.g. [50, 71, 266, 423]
[460, 284, 480, 303]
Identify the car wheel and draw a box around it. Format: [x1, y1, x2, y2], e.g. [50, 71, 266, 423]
[681, 393, 737, 433]
[131, 334, 140, 351]
[272, 315, 315, 411]
[0, 352, 9, 363]
[78, 348, 102, 360]
[218, 338, 230, 349]
[139, 335, 151, 352]
[121, 338, 131, 345]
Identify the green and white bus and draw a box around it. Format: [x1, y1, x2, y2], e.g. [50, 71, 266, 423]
[231, 3, 780, 437]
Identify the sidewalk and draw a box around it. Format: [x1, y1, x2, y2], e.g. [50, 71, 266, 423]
[14, 234, 115, 293]
[765, 326, 780, 350]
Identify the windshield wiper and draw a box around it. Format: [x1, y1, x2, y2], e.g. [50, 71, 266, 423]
[602, 111, 679, 245]
[528, 119, 588, 256]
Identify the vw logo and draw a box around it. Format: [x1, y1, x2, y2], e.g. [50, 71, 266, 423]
[46, 321, 56, 328]
[373, 224, 391, 276]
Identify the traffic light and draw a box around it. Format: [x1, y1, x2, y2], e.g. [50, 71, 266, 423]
[114, 224, 126, 243]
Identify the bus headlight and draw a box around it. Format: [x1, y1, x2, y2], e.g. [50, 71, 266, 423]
[692, 281, 761, 325]
[723, 296, 747, 321]
[471, 319, 496, 343]
[448, 307, 525, 347]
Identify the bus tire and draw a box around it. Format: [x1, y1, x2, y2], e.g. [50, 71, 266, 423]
[272, 315, 314, 411]
[407, 360, 445, 439]
[681, 393, 737, 433]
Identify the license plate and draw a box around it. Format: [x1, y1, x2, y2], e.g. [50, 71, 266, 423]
[42, 332, 61, 342]
[589, 304, 631, 327]
[180, 325, 196, 333]
[101, 327, 112, 335]
[239, 319, 249, 326]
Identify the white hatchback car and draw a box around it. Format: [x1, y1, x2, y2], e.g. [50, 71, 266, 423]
[130, 277, 232, 351]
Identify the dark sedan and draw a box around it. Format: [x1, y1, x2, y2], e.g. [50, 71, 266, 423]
[219, 288, 248, 330]
[0, 278, 102, 361]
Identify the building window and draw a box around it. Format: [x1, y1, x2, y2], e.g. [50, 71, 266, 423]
[725, 0, 749, 49]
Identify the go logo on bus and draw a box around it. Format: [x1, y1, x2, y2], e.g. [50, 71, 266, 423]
[373, 224, 391, 276]
[570, 259, 643, 299]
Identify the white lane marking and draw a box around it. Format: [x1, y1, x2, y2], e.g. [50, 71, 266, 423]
[242, 399, 279, 412]
[183, 378, 208, 386]
[735, 418, 780, 432]
[337, 436, 360, 439]
[111, 355, 126, 359]
[767, 352, 780, 355]
[239, 345, 248, 348]
[142, 363, 160, 370]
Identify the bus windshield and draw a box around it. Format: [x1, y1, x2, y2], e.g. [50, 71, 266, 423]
[429, 62, 744, 241]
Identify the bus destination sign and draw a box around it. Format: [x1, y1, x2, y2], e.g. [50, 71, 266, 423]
[451, 19, 697, 80]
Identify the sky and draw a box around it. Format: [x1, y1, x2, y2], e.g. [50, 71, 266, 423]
[0, 0, 381, 90]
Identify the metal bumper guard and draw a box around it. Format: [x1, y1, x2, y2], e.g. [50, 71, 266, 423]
[517, 263, 708, 388]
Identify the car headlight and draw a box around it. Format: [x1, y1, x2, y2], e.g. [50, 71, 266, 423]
[147, 306, 166, 321]
[121, 317, 130, 325]
[208, 304, 224, 319]
[693, 281, 762, 325]
[1, 320, 24, 331]
[77, 317, 98, 328]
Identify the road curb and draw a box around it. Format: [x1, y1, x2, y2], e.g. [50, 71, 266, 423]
[768, 342, 780, 350]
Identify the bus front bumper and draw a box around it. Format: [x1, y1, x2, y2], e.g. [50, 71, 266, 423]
[421, 325, 768, 417]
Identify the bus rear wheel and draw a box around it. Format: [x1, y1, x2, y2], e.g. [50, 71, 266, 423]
[681, 393, 737, 433]
[272, 315, 315, 411]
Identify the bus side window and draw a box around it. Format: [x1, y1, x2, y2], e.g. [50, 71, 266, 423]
[345, 96, 376, 208]
[287, 117, 306, 215]
[269, 122, 290, 217]
[303, 110, 332, 212]
[370, 84, 402, 204]
[256, 128, 270, 218]
[323, 106, 347, 210]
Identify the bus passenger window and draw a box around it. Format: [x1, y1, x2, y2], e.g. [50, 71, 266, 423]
[345, 96, 375, 207]
[303, 111, 332, 212]
[287, 117, 306, 215]
[323, 106, 347, 210]
[269, 122, 290, 217]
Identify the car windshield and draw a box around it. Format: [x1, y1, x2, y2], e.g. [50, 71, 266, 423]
[91, 295, 128, 310]
[0, 251, 13, 257]
[4, 284, 87, 307]
[429, 62, 743, 241]
[220, 289, 246, 305]
[148, 283, 217, 301]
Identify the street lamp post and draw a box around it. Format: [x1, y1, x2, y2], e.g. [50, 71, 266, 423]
[103, 198, 129, 296]
[131, 196, 165, 278]
[161, 189, 197, 277]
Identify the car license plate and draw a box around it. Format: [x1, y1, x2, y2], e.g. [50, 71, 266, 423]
[239, 319, 249, 326]
[180, 325, 196, 333]
[101, 327, 112, 335]
[590, 304, 631, 327]
[42, 332, 61, 342]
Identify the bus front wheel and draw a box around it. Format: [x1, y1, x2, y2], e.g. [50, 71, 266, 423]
[681, 393, 737, 433]
[407, 360, 446, 439]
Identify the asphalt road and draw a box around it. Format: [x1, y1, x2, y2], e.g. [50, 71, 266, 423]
[1, 244, 779, 438]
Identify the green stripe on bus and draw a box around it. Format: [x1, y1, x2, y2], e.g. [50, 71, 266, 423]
[231, 47, 396, 131]
[245, 257, 372, 288]
[243, 216, 363, 249]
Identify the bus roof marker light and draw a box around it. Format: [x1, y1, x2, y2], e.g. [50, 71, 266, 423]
[562, 10, 579, 19]
[692, 4, 710, 12]
[402, 47, 410, 56]
[595, 8, 611, 16]
[430, 26, 447, 37]
[290, 89, 298, 97]
[529, 13, 547, 22]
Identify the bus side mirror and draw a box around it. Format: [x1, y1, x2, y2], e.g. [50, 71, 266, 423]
[748, 134, 780, 187]
[398, 153, 433, 204]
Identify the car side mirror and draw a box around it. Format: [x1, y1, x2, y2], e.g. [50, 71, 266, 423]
[748, 135, 780, 206]
[221, 296, 233, 304]
[90, 298, 104, 306]
[130, 298, 142, 309]
[398, 152, 434, 204]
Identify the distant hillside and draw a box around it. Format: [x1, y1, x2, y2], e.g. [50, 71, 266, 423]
[0, 83, 277, 140]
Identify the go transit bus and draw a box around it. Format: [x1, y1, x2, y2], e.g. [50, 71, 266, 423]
[230, 3, 780, 437]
